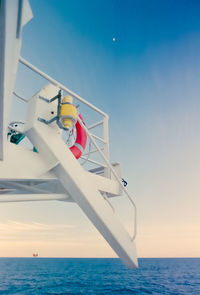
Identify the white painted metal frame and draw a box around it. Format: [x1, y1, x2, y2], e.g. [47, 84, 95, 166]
[19, 57, 110, 171]
[18, 57, 137, 241]
[0, 0, 32, 159]
[0, 0, 138, 269]
[21, 85, 138, 268]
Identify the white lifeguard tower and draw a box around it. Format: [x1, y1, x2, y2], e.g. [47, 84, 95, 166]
[0, 0, 138, 268]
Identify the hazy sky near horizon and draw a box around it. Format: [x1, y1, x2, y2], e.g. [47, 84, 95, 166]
[0, 0, 200, 258]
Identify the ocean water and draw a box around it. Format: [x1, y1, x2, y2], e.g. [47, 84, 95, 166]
[0, 258, 199, 294]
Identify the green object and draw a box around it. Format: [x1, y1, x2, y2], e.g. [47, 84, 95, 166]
[33, 147, 38, 153]
[10, 133, 25, 145]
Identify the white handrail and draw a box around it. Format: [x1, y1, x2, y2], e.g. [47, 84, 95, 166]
[91, 133, 106, 143]
[19, 56, 107, 117]
[80, 156, 107, 168]
[77, 116, 137, 241]
[88, 121, 104, 130]
[17, 56, 136, 240]
[18, 56, 110, 171]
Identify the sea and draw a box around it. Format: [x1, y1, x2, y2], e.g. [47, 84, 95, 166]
[0, 258, 199, 294]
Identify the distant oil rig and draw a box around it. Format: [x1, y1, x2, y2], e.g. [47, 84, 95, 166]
[32, 253, 38, 258]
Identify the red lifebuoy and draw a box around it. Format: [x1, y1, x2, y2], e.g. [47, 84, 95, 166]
[70, 114, 87, 159]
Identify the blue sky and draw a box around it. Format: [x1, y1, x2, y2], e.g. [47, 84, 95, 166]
[1, 0, 200, 258]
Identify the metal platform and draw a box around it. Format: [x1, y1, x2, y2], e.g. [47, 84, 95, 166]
[0, 0, 138, 268]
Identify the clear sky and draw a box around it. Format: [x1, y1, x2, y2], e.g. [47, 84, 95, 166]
[1, 0, 200, 258]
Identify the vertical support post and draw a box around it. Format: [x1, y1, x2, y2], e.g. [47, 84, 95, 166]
[0, 0, 6, 160]
[103, 115, 110, 178]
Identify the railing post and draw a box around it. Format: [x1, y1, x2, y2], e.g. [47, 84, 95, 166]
[103, 115, 110, 178]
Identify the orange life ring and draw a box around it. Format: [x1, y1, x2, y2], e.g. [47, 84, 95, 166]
[70, 114, 87, 159]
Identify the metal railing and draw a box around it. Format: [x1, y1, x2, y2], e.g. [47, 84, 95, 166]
[18, 56, 137, 241]
[77, 116, 137, 241]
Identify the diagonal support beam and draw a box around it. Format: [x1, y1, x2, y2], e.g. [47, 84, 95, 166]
[24, 84, 138, 268]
